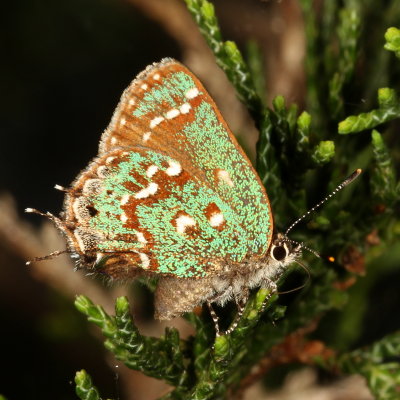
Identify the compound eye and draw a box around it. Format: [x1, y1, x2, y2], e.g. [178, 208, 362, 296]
[272, 245, 287, 261]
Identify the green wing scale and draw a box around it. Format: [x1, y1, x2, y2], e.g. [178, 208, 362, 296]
[63, 59, 273, 279]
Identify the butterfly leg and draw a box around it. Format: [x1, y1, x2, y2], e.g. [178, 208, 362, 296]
[207, 301, 221, 336]
[222, 290, 249, 335]
[260, 279, 277, 314]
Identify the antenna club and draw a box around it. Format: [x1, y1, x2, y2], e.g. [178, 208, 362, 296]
[344, 169, 362, 185]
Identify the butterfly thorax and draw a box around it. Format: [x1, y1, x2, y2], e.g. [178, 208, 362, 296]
[209, 233, 301, 301]
[154, 233, 302, 320]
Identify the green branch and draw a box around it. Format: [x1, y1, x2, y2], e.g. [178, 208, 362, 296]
[75, 370, 102, 400]
[329, 8, 360, 119]
[339, 88, 400, 134]
[67, 9, 400, 400]
[183, 0, 262, 120]
[338, 332, 400, 400]
[384, 27, 400, 58]
[370, 130, 398, 205]
[75, 296, 190, 390]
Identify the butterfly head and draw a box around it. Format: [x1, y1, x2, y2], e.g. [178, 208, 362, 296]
[267, 169, 363, 268]
[269, 232, 302, 264]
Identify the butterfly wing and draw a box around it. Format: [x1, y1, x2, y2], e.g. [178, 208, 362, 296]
[63, 59, 273, 279]
[99, 59, 273, 259]
[64, 147, 260, 278]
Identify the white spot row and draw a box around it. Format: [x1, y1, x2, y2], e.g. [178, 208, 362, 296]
[134, 182, 158, 199]
[143, 131, 151, 142]
[136, 232, 147, 244]
[209, 212, 224, 227]
[175, 215, 196, 234]
[217, 169, 234, 187]
[147, 103, 191, 132]
[138, 252, 150, 269]
[166, 160, 182, 176]
[118, 160, 180, 203]
[180, 103, 191, 114]
[185, 87, 200, 99]
[150, 116, 164, 129]
[120, 194, 130, 205]
[146, 165, 158, 178]
[166, 109, 180, 119]
[174, 211, 225, 235]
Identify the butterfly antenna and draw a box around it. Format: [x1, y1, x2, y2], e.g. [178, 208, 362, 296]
[25, 207, 70, 265]
[25, 207, 62, 224]
[284, 238, 321, 259]
[54, 184, 70, 192]
[285, 169, 362, 236]
[26, 250, 70, 265]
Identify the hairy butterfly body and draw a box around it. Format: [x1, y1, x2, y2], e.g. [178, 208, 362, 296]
[28, 59, 359, 335]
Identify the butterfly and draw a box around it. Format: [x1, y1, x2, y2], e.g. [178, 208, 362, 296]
[26, 59, 361, 335]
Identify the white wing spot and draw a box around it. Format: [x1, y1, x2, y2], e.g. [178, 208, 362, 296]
[209, 212, 224, 227]
[111, 137, 117, 145]
[106, 156, 116, 164]
[136, 232, 147, 244]
[180, 103, 191, 114]
[166, 160, 182, 176]
[139, 252, 150, 269]
[134, 182, 158, 199]
[146, 165, 158, 178]
[153, 73, 160, 80]
[141, 83, 148, 90]
[166, 109, 180, 119]
[128, 98, 135, 106]
[143, 131, 151, 142]
[175, 215, 196, 234]
[150, 116, 164, 128]
[120, 194, 130, 205]
[120, 212, 128, 223]
[217, 169, 234, 187]
[185, 87, 199, 99]
[120, 118, 126, 125]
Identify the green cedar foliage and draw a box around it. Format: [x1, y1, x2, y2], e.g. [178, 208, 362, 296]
[74, 2, 400, 399]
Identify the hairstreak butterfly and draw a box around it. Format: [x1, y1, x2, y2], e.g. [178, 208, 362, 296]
[26, 59, 361, 335]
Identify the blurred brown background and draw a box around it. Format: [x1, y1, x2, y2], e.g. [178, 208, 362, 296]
[0, 1, 380, 399]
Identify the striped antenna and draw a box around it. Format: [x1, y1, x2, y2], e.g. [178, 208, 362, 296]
[285, 169, 362, 236]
